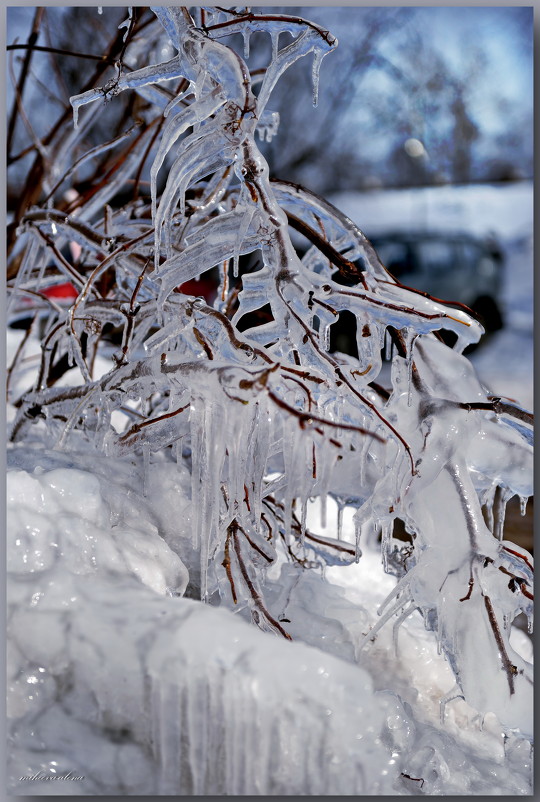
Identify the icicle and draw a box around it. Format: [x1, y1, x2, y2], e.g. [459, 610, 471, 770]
[142, 443, 150, 496]
[191, 69, 203, 103]
[358, 594, 411, 651]
[175, 436, 184, 466]
[319, 490, 327, 529]
[336, 501, 344, 542]
[492, 484, 512, 540]
[436, 600, 443, 655]
[34, 250, 48, 295]
[384, 328, 393, 361]
[300, 495, 308, 544]
[321, 323, 331, 352]
[243, 27, 251, 60]
[359, 435, 370, 489]
[527, 614, 533, 634]
[163, 88, 191, 118]
[118, 7, 133, 42]
[519, 495, 528, 516]
[271, 31, 280, 63]
[482, 489, 495, 534]
[231, 205, 255, 281]
[311, 50, 324, 107]
[439, 685, 464, 725]
[392, 603, 415, 655]
[405, 332, 417, 407]
[380, 519, 393, 572]
[354, 510, 362, 562]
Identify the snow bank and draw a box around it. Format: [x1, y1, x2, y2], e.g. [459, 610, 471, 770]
[7, 457, 395, 795]
[7, 453, 533, 795]
[331, 181, 533, 241]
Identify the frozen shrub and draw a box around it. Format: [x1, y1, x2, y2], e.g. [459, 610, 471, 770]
[7, 6, 533, 742]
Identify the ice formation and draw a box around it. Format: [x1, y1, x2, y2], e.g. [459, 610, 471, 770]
[7, 5, 533, 795]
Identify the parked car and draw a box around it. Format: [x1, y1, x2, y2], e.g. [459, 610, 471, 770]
[369, 230, 504, 333]
[328, 229, 504, 356]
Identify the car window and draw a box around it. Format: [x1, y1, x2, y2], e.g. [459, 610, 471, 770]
[458, 241, 480, 268]
[373, 241, 416, 277]
[415, 240, 458, 274]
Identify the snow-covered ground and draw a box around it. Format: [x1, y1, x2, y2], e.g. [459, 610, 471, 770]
[6, 453, 534, 795]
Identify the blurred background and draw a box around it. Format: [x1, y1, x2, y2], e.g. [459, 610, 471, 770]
[7, 6, 533, 542]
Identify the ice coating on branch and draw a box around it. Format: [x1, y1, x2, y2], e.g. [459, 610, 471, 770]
[118, 7, 133, 42]
[70, 57, 190, 130]
[150, 87, 226, 223]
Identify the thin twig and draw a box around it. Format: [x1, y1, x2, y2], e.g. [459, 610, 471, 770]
[118, 402, 190, 443]
[231, 523, 292, 639]
[483, 594, 517, 695]
[7, 43, 119, 64]
[7, 8, 44, 158]
[6, 315, 39, 402]
[207, 11, 335, 47]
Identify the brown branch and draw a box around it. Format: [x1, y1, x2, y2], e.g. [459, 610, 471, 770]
[222, 525, 238, 604]
[458, 398, 533, 427]
[338, 287, 471, 328]
[459, 577, 474, 602]
[207, 11, 336, 47]
[231, 523, 292, 640]
[267, 388, 383, 441]
[303, 530, 355, 556]
[63, 121, 154, 217]
[7, 8, 44, 158]
[118, 258, 151, 363]
[281, 365, 325, 384]
[118, 402, 190, 443]
[265, 495, 355, 557]
[283, 374, 313, 409]
[189, 302, 273, 365]
[237, 523, 274, 563]
[7, 43, 119, 64]
[274, 280, 415, 473]
[9, 8, 147, 249]
[284, 211, 368, 289]
[193, 327, 214, 360]
[32, 227, 92, 292]
[502, 545, 534, 574]
[42, 122, 144, 204]
[6, 315, 39, 402]
[376, 278, 479, 321]
[8, 49, 49, 169]
[520, 584, 533, 601]
[483, 594, 517, 695]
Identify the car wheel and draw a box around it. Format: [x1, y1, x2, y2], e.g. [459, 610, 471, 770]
[471, 295, 504, 333]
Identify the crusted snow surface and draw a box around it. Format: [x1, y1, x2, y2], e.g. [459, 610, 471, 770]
[6, 450, 533, 796]
[7, 453, 392, 796]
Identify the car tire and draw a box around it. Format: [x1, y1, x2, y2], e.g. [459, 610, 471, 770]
[471, 295, 504, 333]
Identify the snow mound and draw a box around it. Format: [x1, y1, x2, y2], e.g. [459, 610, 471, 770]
[7, 456, 533, 795]
[7, 460, 394, 795]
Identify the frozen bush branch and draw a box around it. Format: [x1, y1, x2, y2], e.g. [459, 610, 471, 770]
[7, 5, 533, 748]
